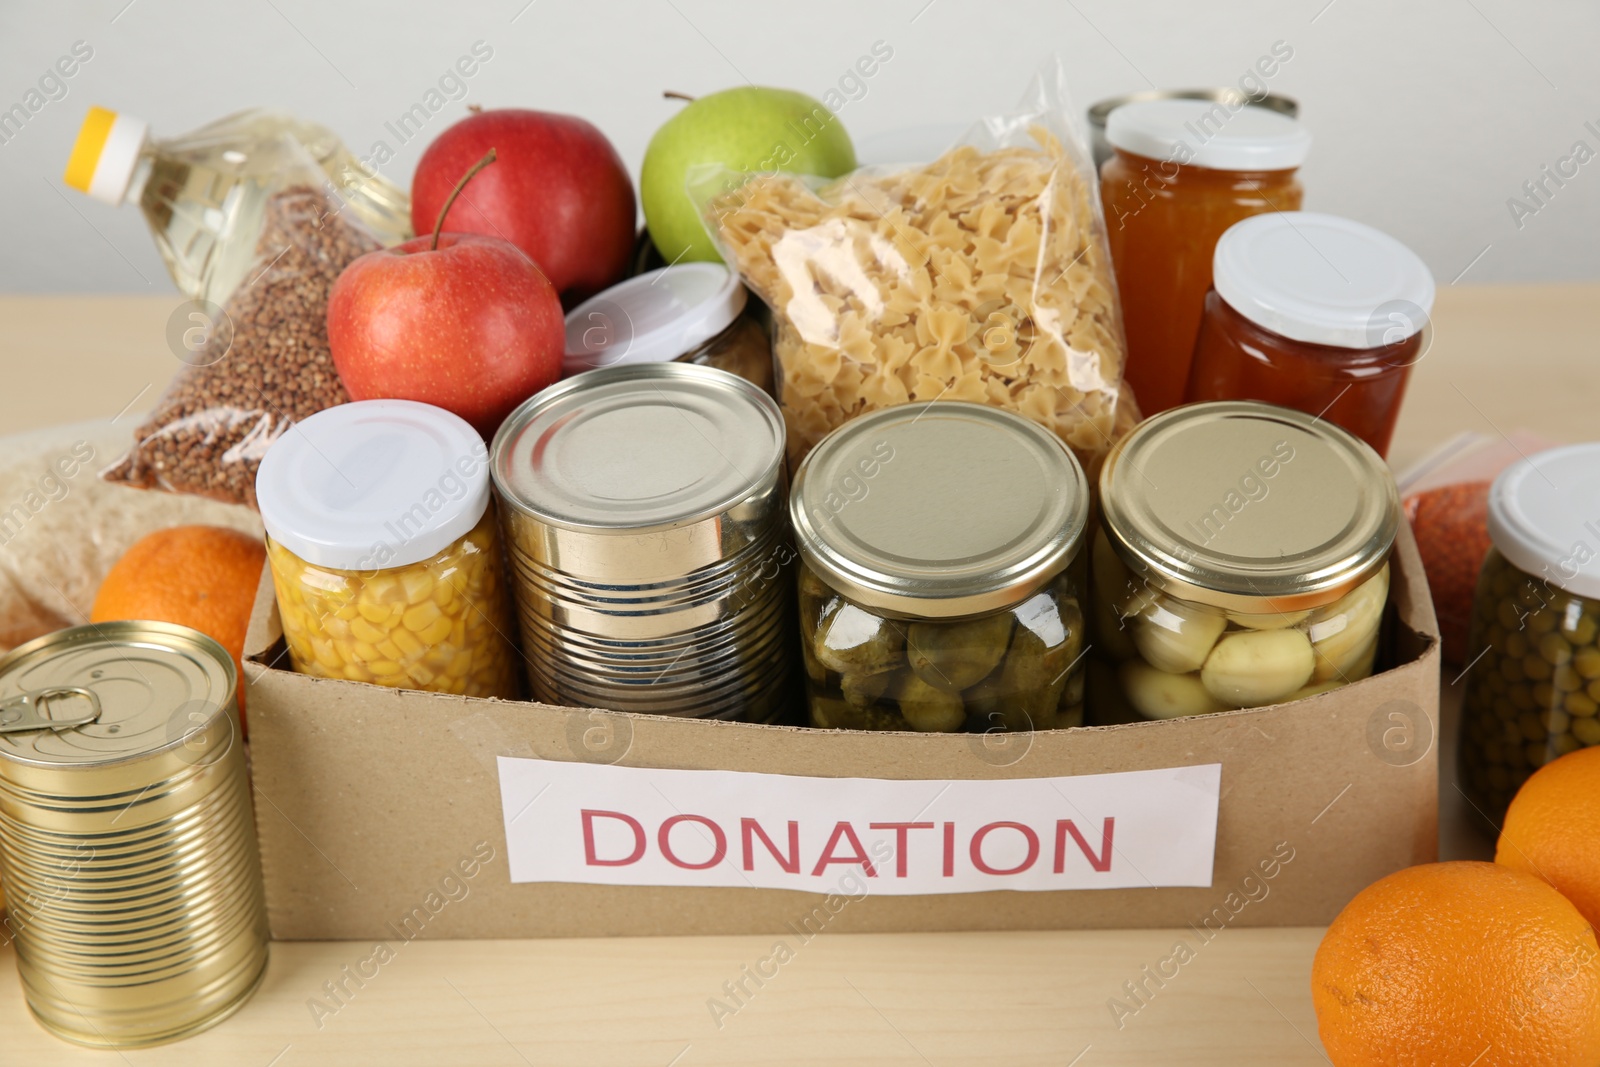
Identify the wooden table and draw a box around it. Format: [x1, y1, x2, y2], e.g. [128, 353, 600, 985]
[1, 285, 1597, 1065]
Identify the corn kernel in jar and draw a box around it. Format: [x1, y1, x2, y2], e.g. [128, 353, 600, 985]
[256, 399, 522, 700]
[265, 510, 518, 697]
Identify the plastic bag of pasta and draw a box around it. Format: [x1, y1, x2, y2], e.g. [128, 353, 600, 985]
[701, 58, 1138, 472]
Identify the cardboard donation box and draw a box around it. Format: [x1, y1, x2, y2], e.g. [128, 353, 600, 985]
[244, 524, 1440, 940]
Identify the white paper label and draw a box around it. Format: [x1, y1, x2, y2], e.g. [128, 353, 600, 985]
[497, 758, 1221, 895]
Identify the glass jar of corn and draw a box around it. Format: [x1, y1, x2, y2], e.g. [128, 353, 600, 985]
[255, 399, 521, 698]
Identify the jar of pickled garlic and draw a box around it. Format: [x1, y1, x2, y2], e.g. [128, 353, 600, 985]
[561, 262, 772, 394]
[1184, 213, 1435, 458]
[1458, 444, 1600, 823]
[1095, 400, 1399, 720]
[1101, 100, 1309, 416]
[790, 402, 1089, 733]
[255, 399, 521, 698]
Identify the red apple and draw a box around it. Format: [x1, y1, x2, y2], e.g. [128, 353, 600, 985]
[411, 108, 635, 303]
[327, 230, 563, 440]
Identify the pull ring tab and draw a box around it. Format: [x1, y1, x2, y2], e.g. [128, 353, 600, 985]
[0, 687, 103, 734]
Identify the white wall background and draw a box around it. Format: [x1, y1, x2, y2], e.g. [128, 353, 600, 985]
[1, 0, 1597, 294]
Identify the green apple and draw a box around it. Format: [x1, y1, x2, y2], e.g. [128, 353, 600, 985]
[641, 86, 857, 264]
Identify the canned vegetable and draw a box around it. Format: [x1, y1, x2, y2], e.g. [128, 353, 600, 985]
[1459, 444, 1600, 823]
[0, 621, 269, 1049]
[492, 362, 797, 721]
[790, 402, 1090, 732]
[1096, 401, 1400, 719]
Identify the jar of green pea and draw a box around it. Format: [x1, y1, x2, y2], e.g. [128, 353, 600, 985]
[1458, 444, 1600, 824]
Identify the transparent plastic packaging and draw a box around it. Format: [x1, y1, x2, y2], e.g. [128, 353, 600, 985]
[800, 564, 1086, 733]
[104, 141, 388, 507]
[265, 509, 520, 699]
[124, 109, 411, 306]
[702, 60, 1137, 471]
[1397, 430, 1559, 667]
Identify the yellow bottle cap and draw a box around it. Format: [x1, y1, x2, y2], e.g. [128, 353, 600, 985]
[63, 106, 148, 204]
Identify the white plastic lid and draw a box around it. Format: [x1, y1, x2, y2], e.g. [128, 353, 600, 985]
[256, 400, 491, 571]
[1106, 99, 1310, 171]
[1212, 212, 1436, 350]
[562, 263, 746, 375]
[1487, 444, 1600, 600]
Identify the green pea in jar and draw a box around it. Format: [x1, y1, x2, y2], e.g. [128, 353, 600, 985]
[1458, 444, 1600, 823]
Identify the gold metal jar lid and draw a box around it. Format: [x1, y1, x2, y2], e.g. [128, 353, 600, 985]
[790, 402, 1089, 619]
[0, 620, 234, 772]
[1099, 400, 1400, 613]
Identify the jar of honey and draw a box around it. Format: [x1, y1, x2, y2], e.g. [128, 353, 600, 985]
[1101, 100, 1310, 415]
[1184, 213, 1435, 458]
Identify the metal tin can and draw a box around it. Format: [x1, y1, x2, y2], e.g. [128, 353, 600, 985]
[490, 362, 797, 721]
[789, 402, 1091, 732]
[0, 621, 269, 1049]
[1095, 400, 1400, 719]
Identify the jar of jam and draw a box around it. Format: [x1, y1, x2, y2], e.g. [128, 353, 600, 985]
[1101, 100, 1310, 415]
[1459, 444, 1600, 823]
[790, 402, 1089, 733]
[562, 261, 772, 394]
[256, 399, 522, 698]
[1184, 212, 1435, 458]
[1095, 400, 1399, 720]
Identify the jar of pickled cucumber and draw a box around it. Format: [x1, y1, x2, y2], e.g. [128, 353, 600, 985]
[789, 402, 1089, 733]
[255, 399, 521, 698]
[1459, 444, 1600, 823]
[1096, 401, 1400, 720]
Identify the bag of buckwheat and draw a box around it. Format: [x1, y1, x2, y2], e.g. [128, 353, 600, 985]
[700, 58, 1139, 473]
[104, 142, 383, 509]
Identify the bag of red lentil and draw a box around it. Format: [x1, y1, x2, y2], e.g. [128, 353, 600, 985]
[104, 150, 385, 509]
[1401, 430, 1560, 666]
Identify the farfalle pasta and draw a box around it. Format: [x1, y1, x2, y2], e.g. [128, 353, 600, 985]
[707, 128, 1138, 470]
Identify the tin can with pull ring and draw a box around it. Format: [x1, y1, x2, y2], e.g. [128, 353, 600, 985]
[0, 620, 269, 1048]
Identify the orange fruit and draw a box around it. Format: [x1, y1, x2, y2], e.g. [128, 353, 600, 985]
[90, 525, 266, 715]
[1497, 745, 1600, 931]
[1312, 861, 1600, 1067]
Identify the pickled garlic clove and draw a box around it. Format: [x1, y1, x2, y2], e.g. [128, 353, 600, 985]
[1200, 628, 1315, 708]
[1119, 660, 1225, 719]
[1130, 596, 1227, 675]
